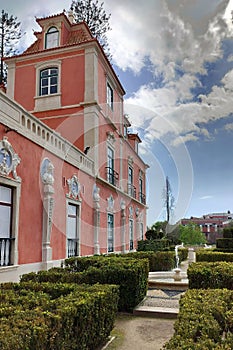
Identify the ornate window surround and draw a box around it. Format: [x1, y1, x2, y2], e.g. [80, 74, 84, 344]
[34, 60, 62, 111]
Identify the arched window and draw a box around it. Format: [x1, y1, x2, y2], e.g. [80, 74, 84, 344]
[40, 67, 58, 96]
[45, 26, 59, 49]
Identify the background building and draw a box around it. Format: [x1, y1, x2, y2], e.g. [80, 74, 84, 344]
[181, 211, 233, 244]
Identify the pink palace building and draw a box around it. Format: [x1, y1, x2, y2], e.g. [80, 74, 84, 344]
[0, 11, 148, 282]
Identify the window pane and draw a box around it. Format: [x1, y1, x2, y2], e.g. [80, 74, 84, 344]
[41, 87, 48, 95]
[41, 70, 48, 77]
[41, 78, 48, 86]
[68, 204, 77, 216]
[67, 217, 76, 239]
[0, 186, 11, 203]
[0, 206, 11, 238]
[51, 69, 58, 75]
[50, 86, 57, 94]
[50, 77, 57, 85]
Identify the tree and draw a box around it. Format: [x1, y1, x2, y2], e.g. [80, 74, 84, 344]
[162, 176, 175, 223]
[70, 0, 111, 58]
[0, 10, 23, 85]
[145, 221, 167, 240]
[179, 223, 206, 245]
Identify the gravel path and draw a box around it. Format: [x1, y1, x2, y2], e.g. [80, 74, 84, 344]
[108, 314, 175, 350]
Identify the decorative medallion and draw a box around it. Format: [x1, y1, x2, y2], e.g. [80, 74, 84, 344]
[0, 136, 21, 180]
[67, 175, 80, 199]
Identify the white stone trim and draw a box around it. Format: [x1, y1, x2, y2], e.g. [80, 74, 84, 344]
[0, 91, 95, 176]
[0, 176, 21, 267]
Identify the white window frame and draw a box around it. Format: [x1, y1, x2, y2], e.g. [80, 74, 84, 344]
[40, 67, 58, 96]
[66, 199, 81, 258]
[0, 177, 21, 267]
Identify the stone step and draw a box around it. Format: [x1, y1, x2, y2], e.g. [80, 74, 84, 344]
[133, 288, 185, 319]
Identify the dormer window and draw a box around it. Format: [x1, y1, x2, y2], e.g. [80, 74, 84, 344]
[45, 26, 59, 49]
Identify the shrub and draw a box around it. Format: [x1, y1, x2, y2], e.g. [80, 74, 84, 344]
[188, 262, 233, 289]
[164, 289, 233, 349]
[216, 238, 233, 251]
[137, 239, 170, 252]
[22, 257, 149, 312]
[0, 282, 119, 350]
[196, 249, 233, 263]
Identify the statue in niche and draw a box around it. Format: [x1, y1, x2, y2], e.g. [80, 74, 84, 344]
[93, 184, 100, 209]
[42, 162, 54, 185]
[40, 158, 54, 187]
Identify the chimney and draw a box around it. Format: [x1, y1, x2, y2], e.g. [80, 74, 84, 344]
[68, 10, 75, 24]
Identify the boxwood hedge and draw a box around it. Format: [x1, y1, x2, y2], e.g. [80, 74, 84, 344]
[0, 282, 119, 350]
[164, 289, 233, 349]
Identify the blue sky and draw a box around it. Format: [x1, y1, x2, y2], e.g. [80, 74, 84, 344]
[1, 0, 233, 225]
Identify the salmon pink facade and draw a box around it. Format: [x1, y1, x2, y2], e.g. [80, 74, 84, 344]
[0, 12, 148, 282]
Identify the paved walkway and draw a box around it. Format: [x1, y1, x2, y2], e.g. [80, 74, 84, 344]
[105, 259, 190, 349]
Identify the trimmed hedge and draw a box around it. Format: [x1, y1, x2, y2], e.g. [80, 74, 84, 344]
[164, 289, 233, 349]
[196, 249, 233, 262]
[0, 282, 119, 350]
[121, 251, 175, 271]
[188, 261, 233, 289]
[137, 238, 170, 252]
[21, 257, 149, 312]
[216, 238, 233, 250]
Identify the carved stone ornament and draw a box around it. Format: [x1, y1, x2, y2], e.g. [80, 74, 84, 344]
[93, 184, 100, 209]
[107, 194, 114, 212]
[0, 136, 21, 180]
[67, 175, 80, 199]
[106, 131, 116, 143]
[129, 206, 133, 218]
[40, 158, 54, 186]
[128, 156, 134, 165]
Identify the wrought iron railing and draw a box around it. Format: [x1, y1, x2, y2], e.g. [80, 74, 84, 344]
[67, 238, 79, 258]
[0, 238, 14, 266]
[128, 183, 136, 198]
[139, 192, 146, 204]
[105, 167, 119, 186]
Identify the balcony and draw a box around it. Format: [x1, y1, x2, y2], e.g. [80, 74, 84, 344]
[0, 238, 14, 266]
[139, 192, 146, 204]
[105, 167, 119, 186]
[128, 183, 136, 199]
[67, 238, 79, 258]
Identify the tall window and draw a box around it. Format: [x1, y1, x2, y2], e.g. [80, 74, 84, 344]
[0, 185, 13, 266]
[40, 68, 58, 96]
[129, 219, 134, 251]
[107, 83, 113, 110]
[107, 213, 114, 252]
[67, 203, 79, 257]
[45, 26, 59, 49]
[107, 147, 114, 184]
[140, 222, 144, 240]
[128, 166, 135, 197]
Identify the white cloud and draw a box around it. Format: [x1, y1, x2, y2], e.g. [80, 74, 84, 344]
[199, 195, 214, 200]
